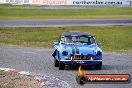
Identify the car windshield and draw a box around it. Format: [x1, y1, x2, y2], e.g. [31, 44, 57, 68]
[61, 36, 95, 45]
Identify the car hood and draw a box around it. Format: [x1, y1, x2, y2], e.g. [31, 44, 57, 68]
[61, 44, 97, 55]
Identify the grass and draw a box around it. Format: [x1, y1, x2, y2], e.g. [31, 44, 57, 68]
[0, 26, 132, 53]
[0, 4, 132, 19]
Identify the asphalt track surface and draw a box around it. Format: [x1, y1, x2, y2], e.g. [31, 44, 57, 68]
[0, 19, 132, 27]
[0, 46, 132, 88]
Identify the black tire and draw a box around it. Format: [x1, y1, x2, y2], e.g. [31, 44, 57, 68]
[54, 58, 59, 67]
[59, 61, 65, 70]
[95, 62, 102, 70]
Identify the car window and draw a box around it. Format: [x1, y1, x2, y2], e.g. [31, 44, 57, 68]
[89, 37, 95, 44]
[61, 36, 95, 44]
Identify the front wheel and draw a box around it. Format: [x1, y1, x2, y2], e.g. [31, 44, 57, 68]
[95, 62, 102, 70]
[59, 61, 65, 70]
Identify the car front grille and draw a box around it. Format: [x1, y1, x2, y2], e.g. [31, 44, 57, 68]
[71, 54, 92, 60]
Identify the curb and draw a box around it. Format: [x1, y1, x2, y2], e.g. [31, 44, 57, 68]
[0, 67, 45, 87]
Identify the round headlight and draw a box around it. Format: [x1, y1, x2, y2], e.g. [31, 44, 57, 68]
[62, 51, 68, 56]
[96, 51, 102, 56]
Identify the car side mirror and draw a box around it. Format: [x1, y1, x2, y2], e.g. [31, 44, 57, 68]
[54, 42, 59, 45]
[97, 42, 101, 47]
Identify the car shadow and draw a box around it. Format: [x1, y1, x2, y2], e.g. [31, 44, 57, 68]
[65, 65, 96, 70]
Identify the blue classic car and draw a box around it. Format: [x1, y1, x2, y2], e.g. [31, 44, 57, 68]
[52, 32, 102, 70]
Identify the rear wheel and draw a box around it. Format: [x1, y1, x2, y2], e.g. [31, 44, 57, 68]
[54, 58, 59, 67]
[59, 61, 65, 70]
[95, 62, 102, 70]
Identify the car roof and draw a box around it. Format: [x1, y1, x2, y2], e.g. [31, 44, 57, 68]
[61, 32, 94, 37]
